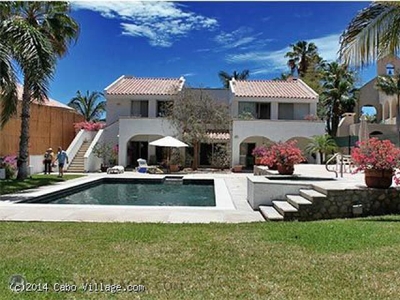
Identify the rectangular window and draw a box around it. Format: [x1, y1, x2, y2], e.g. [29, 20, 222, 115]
[131, 100, 148, 117]
[157, 101, 173, 117]
[238, 102, 256, 118]
[257, 103, 270, 119]
[278, 103, 294, 120]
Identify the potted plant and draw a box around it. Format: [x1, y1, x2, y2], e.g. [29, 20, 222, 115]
[351, 138, 400, 188]
[261, 140, 305, 175]
[252, 145, 268, 165]
[93, 142, 113, 172]
[169, 149, 181, 172]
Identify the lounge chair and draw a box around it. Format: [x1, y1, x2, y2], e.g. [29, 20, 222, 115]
[107, 165, 125, 174]
[136, 158, 149, 173]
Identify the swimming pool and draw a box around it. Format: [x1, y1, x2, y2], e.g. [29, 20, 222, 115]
[23, 178, 216, 207]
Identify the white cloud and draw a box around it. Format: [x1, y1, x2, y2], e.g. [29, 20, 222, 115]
[73, 1, 218, 47]
[226, 33, 341, 75]
[214, 27, 265, 50]
[182, 72, 196, 77]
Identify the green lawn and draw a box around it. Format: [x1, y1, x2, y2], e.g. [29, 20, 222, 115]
[2, 216, 400, 299]
[0, 174, 85, 195]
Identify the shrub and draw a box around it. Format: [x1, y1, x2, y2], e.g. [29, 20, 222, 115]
[261, 140, 305, 167]
[0, 155, 17, 179]
[74, 121, 105, 131]
[351, 138, 400, 184]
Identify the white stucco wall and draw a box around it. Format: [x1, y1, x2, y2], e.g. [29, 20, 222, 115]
[231, 120, 325, 166]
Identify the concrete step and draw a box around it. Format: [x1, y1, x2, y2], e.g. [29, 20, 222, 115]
[307, 185, 329, 197]
[299, 189, 327, 202]
[259, 206, 284, 221]
[286, 195, 312, 209]
[272, 200, 298, 218]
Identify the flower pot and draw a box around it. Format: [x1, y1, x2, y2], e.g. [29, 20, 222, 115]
[269, 164, 278, 170]
[232, 165, 243, 173]
[277, 164, 294, 175]
[169, 164, 180, 172]
[254, 157, 262, 165]
[365, 168, 393, 189]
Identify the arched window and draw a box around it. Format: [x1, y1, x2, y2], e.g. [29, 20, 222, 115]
[386, 64, 395, 76]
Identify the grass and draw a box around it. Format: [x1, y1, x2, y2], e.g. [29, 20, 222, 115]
[0, 174, 85, 195]
[2, 216, 400, 299]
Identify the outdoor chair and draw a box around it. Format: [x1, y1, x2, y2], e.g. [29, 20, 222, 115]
[107, 166, 125, 174]
[136, 158, 148, 173]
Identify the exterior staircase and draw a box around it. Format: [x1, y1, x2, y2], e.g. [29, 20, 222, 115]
[259, 188, 327, 221]
[67, 141, 90, 173]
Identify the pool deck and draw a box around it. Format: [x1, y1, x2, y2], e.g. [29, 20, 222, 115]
[0, 173, 264, 223]
[0, 165, 379, 223]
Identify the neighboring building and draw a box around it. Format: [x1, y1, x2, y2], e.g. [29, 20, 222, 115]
[0, 85, 84, 156]
[337, 55, 400, 141]
[103, 76, 325, 168]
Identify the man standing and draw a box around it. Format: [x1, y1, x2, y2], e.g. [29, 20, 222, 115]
[56, 146, 69, 177]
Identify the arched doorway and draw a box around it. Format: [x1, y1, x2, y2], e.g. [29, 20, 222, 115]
[239, 136, 274, 168]
[126, 134, 164, 167]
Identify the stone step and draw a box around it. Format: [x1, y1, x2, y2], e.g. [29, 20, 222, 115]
[286, 195, 312, 209]
[310, 185, 329, 196]
[299, 189, 327, 202]
[259, 206, 284, 221]
[272, 200, 298, 218]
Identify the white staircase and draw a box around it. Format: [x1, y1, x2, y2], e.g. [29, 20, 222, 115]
[67, 141, 90, 173]
[259, 188, 327, 221]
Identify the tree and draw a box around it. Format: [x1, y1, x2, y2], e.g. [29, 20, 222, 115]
[167, 87, 231, 170]
[285, 41, 321, 77]
[68, 91, 106, 121]
[306, 134, 338, 164]
[218, 70, 250, 88]
[376, 74, 400, 144]
[0, 2, 79, 179]
[339, 2, 400, 67]
[320, 62, 358, 137]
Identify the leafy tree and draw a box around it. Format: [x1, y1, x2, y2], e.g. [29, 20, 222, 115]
[285, 41, 321, 77]
[306, 134, 338, 164]
[0, 2, 79, 180]
[340, 2, 400, 67]
[68, 91, 106, 121]
[167, 87, 231, 170]
[320, 62, 358, 137]
[218, 70, 250, 88]
[376, 74, 400, 144]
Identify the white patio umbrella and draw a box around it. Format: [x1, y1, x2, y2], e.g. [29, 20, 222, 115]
[149, 136, 188, 166]
[149, 136, 188, 148]
[358, 115, 369, 143]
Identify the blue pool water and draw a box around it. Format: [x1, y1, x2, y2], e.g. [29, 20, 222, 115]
[48, 182, 215, 206]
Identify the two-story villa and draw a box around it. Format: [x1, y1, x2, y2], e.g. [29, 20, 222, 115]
[102, 75, 325, 168]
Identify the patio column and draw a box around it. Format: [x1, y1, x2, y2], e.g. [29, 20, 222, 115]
[271, 102, 278, 120]
[382, 103, 386, 124]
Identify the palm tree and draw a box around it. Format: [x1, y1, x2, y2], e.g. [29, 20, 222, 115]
[68, 91, 106, 122]
[0, 2, 79, 180]
[376, 74, 400, 144]
[218, 70, 250, 88]
[306, 134, 338, 164]
[320, 62, 357, 137]
[285, 41, 320, 77]
[339, 2, 400, 67]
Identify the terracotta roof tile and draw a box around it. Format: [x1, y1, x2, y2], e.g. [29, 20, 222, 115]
[16, 85, 73, 110]
[106, 76, 184, 96]
[231, 79, 318, 99]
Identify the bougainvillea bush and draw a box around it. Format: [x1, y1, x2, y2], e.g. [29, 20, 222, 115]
[351, 138, 400, 184]
[0, 155, 17, 179]
[252, 145, 269, 158]
[74, 121, 105, 131]
[261, 140, 305, 167]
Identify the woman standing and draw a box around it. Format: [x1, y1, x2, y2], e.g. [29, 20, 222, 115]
[43, 148, 54, 174]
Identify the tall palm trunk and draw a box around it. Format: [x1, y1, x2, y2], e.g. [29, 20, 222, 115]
[16, 81, 30, 179]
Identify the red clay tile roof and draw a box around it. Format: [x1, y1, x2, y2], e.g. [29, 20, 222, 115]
[231, 79, 318, 99]
[16, 85, 73, 110]
[106, 76, 184, 96]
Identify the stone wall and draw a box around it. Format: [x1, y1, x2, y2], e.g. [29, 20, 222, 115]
[299, 188, 400, 221]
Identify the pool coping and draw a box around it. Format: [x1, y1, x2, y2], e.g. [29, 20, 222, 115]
[0, 173, 261, 223]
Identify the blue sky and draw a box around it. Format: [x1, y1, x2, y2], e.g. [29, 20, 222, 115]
[50, 1, 374, 103]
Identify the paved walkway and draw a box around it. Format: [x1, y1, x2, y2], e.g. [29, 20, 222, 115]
[0, 173, 264, 223]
